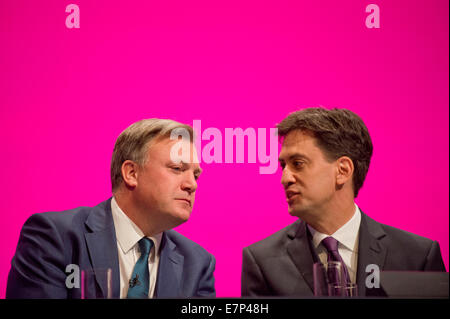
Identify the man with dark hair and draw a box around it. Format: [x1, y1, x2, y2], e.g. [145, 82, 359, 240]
[7, 119, 215, 299]
[241, 107, 446, 297]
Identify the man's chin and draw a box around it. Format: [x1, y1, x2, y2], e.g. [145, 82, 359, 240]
[288, 204, 307, 218]
[288, 209, 300, 218]
[170, 209, 191, 225]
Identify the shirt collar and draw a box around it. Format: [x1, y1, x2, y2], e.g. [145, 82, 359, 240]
[308, 204, 361, 252]
[111, 197, 162, 255]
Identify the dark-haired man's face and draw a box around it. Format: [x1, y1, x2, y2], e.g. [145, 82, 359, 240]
[279, 130, 338, 221]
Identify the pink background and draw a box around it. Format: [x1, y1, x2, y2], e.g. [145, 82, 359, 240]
[0, 0, 448, 298]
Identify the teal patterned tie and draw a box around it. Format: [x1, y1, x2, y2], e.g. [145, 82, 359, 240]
[127, 237, 153, 299]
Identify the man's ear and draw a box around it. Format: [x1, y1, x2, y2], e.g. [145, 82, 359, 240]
[121, 160, 139, 189]
[336, 156, 354, 187]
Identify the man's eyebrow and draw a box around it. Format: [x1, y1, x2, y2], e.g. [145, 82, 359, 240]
[179, 162, 202, 175]
[278, 153, 310, 162]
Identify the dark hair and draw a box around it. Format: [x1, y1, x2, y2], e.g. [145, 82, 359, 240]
[277, 107, 373, 197]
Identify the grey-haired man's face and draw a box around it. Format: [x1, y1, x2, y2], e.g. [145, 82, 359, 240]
[134, 137, 201, 226]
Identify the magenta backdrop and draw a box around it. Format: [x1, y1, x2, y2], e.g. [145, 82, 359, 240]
[0, 0, 448, 298]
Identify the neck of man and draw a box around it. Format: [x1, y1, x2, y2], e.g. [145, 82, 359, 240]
[113, 191, 167, 237]
[304, 191, 356, 235]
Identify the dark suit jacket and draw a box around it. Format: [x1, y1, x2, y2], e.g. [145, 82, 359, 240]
[241, 211, 446, 297]
[6, 198, 215, 299]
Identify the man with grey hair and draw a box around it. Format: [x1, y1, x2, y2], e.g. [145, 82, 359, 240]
[241, 107, 446, 297]
[7, 118, 216, 299]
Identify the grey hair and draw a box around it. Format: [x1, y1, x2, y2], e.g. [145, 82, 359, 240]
[110, 118, 194, 192]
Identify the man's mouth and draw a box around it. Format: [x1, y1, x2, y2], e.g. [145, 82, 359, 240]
[285, 191, 300, 202]
[176, 198, 191, 206]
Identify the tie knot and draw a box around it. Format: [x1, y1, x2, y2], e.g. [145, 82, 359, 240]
[139, 237, 154, 256]
[321, 236, 339, 252]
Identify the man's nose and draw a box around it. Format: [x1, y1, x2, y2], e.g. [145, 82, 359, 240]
[181, 173, 198, 194]
[281, 166, 296, 188]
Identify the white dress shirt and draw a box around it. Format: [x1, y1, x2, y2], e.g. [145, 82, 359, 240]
[111, 197, 162, 298]
[307, 204, 361, 283]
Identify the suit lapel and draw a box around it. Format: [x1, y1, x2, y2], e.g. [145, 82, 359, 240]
[84, 199, 121, 299]
[285, 212, 388, 296]
[286, 221, 317, 293]
[154, 232, 184, 298]
[356, 212, 387, 296]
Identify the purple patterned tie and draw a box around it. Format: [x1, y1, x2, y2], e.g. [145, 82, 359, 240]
[321, 237, 350, 284]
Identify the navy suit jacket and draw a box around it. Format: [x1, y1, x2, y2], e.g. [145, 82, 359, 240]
[242, 211, 446, 297]
[6, 198, 216, 299]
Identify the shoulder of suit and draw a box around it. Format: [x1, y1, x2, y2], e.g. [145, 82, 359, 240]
[363, 212, 437, 249]
[379, 222, 435, 245]
[164, 229, 213, 258]
[24, 201, 104, 233]
[244, 219, 303, 253]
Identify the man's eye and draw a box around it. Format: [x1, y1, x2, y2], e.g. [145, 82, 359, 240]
[172, 166, 182, 171]
[294, 161, 304, 168]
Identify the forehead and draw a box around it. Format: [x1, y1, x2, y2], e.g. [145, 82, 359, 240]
[147, 137, 200, 163]
[279, 130, 323, 159]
